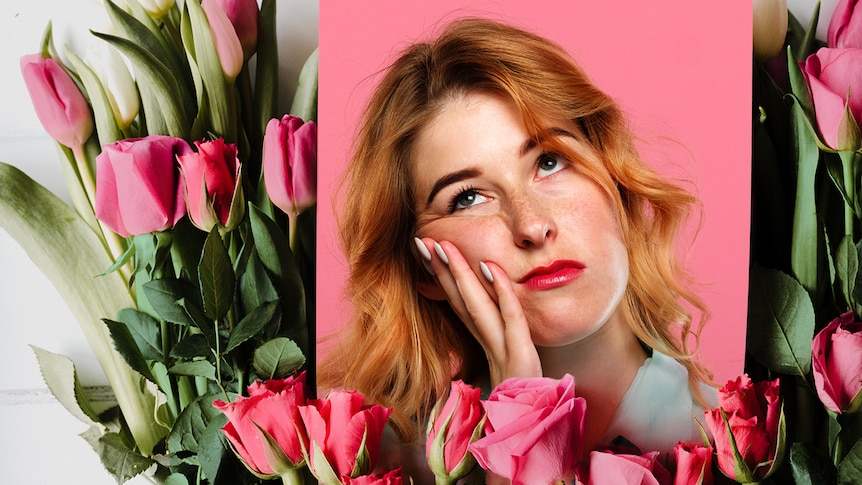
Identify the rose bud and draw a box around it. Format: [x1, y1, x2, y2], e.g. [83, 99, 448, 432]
[426, 380, 485, 483]
[813, 311, 862, 414]
[673, 441, 714, 485]
[177, 138, 245, 232]
[800, 47, 862, 150]
[575, 450, 671, 485]
[704, 375, 785, 482]
[203, 0, 258, 62]
[201, 0, 243, 81]
[753, 0, 788, 61]
[298, 389, 392, 485]
[263, 115, 317, 217]
[95, 135, 190, 237]
[20, 53, 94, 150]
[468, 374, 586, 485]
[829, 0, 862, 48]
[213, 373, 308, 480]
[343, 468, 403, 485]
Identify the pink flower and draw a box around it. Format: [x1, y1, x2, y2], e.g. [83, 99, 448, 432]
[829, 0, 862, 48]
[212, 373, 308, 478]
[576, 450, 671, 485]
[343, 468, 403, 484]
[800, 48, 862, 150]
[95, 135, 190, 237]
[426, 380, 485, 482]
[204, 0, 258, 62]
[299, 389, 392, 483]
[672, 441, 713, 485]
[467, 374, 586, 485]
[20, 54, 94, 149]
[812, 311, 862, 414]
[201, 0, 243, 80]
[177, 138, 245, 232]
[263, 115, 317, 217]
[704, 375, 784, 482]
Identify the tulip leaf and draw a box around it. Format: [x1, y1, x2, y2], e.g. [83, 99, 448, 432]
[89, 429, 156, 483]
[836, 236, 859, 312]
[144, 278, 201, 326]
[31, 346, 101, 425]
[199, 228, 235, 321]
[746, 264, 815, 376]
[226, 301, 281, 353]
[252, 337, 305, 380]
[169, 360, 217, 381]
[838, 439, 862, 485]
[170, 334, 212, 360]
[64, 48, 123, 146]
[790, 441, 837, 485]
[167, 393, 227, 454]
[290, 48, 318, 123]
[255, 0, 278, 133]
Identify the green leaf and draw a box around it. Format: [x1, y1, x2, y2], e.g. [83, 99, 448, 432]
[226, 301, 281, 353]
[0, 162, 161, 453]
[104, 318, 155, 383]
[838, 438, 862, 484]
[165, 473, 190, 485]
[144, 278, 200, 326]
[239, 250, 279, 315]
[836, 236, 858, 312]
[290, 48, 318, 122]
[171, 334, 212, 359]
[790, 441, 837, 485]
[254, 0, 278, 134]
[115, 308, 164, 361]
[747, 264, 816, 376]
[64, 47, 123, 145]
[199, 415, 229, 480]
[84, 427, 155, 483]
[252, 337, 305, 380]
[199, 228, 236, 321]
[167, 393, 226, 454]
[31, 346, 101, 424]
[169, 360, 217, 381]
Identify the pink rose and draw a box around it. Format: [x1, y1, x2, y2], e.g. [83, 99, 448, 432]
[263, 115, 317, 217]
[704, 375, 783, 482]
[812, 311, 862, 414]
[800, 47, 862, 149]
[95, 135, 190, 237]
[672, 441, 713, 485]
[299, 389, 392, 483]
[576, 450, 671, 485]
[343, 468, 403, 485]
[426, 380, 485, 482]
[212, 373, 308, 478]
[829, 0, 862, 48]
[177, 138, 245, 232]
[20, 54, 94, 150]
[203, 0, 258, 62]
[467, 374, 586, 485]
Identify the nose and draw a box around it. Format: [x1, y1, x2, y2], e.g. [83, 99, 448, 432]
[509, 193, 554, 248]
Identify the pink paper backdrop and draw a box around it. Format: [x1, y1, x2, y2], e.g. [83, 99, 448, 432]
[317, 0, 751, 384]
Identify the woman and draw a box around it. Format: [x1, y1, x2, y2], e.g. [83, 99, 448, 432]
[319, 17, 714, 460]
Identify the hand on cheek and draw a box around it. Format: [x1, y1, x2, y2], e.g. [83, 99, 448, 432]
[414, 237, 542, 387]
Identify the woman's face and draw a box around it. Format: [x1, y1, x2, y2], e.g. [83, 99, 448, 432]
[411, 92, 630, 347]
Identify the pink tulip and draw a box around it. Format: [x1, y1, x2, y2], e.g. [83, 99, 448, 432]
[829, 0, 862, 48]
[213, 373, 308, 478]
[201, 0, 244, 80]
[704, 375, 783, 482]
[263, 115, 317, 217]
[20, 53, 94, 149]
[800, 48, 862, 150]
[468, 374, 586, 485]
[204, 0, 258, 62]
[426, 380, 484, 482]
[672, 441, 713, 485]
[177, 138, 244, 232]
[299, 389, 392, 482]
[812, 311, 862, 414]
[343, 468, 403, 485]
[576, 450, 671, 485]
[95, 135, 190, 237]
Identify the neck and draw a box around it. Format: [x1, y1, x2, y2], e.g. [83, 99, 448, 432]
[536, 311, 647, 454]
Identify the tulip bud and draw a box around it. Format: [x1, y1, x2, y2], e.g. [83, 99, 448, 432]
[85, 43, 139, 129]
[177, 139, 245, 232]
[20, 53, 94, 150]
[263, 115, 317, 217]
[753, 0, 788, 61]
[205, 0, 258, 62]
[426, 381, 485, 483]
[813, 311, 862, 414]
[201, 0, 244, 80]
[137, 0, 175, 18]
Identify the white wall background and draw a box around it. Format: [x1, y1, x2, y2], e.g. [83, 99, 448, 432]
[0, 0, 317, 482]
[0, 0, 837, 483]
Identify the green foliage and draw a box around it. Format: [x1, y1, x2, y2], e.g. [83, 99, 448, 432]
[253, 337, 306, 380]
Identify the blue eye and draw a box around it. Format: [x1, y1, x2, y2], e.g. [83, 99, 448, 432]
[538, 153, 565, 176]
[448, 187, 487, 212]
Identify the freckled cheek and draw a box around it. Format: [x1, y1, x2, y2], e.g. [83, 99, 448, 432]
[425, 218, 510, 267]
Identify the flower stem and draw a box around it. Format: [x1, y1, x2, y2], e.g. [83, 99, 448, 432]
[840, 151, 857, 241]
[281, 468, 305, 485]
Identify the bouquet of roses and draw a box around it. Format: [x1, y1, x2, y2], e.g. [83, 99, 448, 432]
[1, 0, 317, 482]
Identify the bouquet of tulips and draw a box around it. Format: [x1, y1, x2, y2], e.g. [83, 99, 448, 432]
[1, 0, 317, 482]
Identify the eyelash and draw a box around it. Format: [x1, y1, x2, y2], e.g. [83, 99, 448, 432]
[447, 184, 478, 214]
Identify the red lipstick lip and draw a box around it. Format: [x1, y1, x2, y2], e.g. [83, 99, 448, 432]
[518, 260, 585, 289]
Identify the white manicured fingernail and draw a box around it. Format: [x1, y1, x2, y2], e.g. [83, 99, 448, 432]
[480, 262, 494, 283]
[414, 237, 432, 261]
[434, 242, 449, 265]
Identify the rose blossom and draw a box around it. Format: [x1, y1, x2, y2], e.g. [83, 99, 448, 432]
[177, 138, 245, 232]
[575, 450, 671, 485]
[672, 441, 713, 485]
[426, 380, 485, 482]
[467, 374, 586, 485]
[704, 375, 783, 482]
[828, 0, 862, 48]
[800, 47, 862, 150]
[343, 468, 403, 484]
[812, 311, 862, 414]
